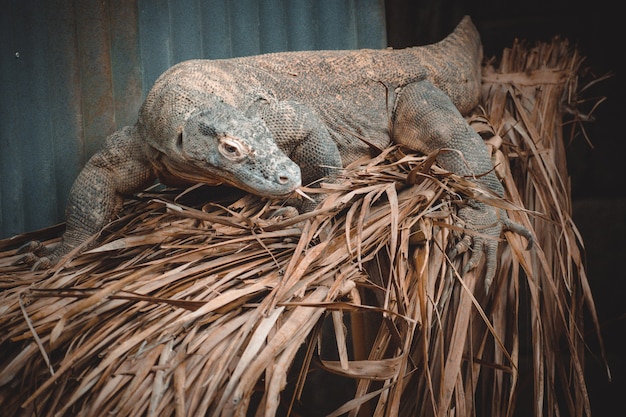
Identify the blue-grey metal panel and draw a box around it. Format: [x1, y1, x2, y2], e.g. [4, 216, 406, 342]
[1, 0, 386, 239]
[1, 0, 83, 238]
[110, 0, 144, 129]
[137, 0, 387, 92]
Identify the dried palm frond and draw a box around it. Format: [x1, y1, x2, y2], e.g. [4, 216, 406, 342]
[0, 37, 606, 417]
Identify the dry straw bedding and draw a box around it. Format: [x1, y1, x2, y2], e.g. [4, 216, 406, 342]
[0, 38, 608, 417]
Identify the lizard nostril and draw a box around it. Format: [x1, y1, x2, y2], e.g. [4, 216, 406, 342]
[278, 175, 290, 185]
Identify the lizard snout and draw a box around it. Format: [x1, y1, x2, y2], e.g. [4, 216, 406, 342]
[271, 160, 302, 194]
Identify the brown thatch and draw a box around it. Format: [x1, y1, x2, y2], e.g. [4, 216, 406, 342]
[0, 37, 607, 417]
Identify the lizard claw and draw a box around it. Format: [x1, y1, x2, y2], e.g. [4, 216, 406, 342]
[268, 206, 300, 220]
[502, 216, 534, 250]
[449, 200, 532, 293]
[13, 240, 54, 270]
[16, 240, 47, 255]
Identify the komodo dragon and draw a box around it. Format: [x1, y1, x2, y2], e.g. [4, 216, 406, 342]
[20, 16, 531, 287]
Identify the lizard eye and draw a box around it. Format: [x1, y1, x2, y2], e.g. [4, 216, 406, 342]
[218, 137, 247, 161]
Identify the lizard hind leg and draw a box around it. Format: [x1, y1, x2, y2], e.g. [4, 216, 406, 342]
[393, 80, 532, 291]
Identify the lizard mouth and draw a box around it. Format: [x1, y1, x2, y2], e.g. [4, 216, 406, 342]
[210, 175, 302, 199]
[158, 155, 302, 198]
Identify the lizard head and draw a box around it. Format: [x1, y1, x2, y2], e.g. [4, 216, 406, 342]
[164, 103, 302, 198]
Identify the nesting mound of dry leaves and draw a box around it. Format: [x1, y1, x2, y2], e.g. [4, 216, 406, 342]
[0, 38, 608, 417]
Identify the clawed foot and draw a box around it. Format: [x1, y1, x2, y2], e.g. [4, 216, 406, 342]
[14, 241, 54, 270]
[448, 200, 533, 292]
[267, 206, 300, 220]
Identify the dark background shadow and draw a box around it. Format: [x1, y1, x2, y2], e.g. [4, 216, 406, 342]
[385, 1, 624, 416]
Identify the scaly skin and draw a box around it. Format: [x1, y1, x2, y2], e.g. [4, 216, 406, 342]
[20, 16, 531, 288]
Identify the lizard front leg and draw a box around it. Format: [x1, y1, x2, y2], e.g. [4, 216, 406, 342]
[18, 126, 155, 269]
[392, 80, 532, 291]
[251, 98, 343, 212]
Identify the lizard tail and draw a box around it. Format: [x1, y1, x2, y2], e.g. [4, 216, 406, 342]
[439, 16, 483, 61]
[423, 15, 484, 114]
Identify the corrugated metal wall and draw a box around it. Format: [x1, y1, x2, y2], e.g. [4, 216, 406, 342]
[0, 0, 386, 239]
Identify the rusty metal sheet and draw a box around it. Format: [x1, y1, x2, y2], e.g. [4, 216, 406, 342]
[0, 0, 386, 238]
